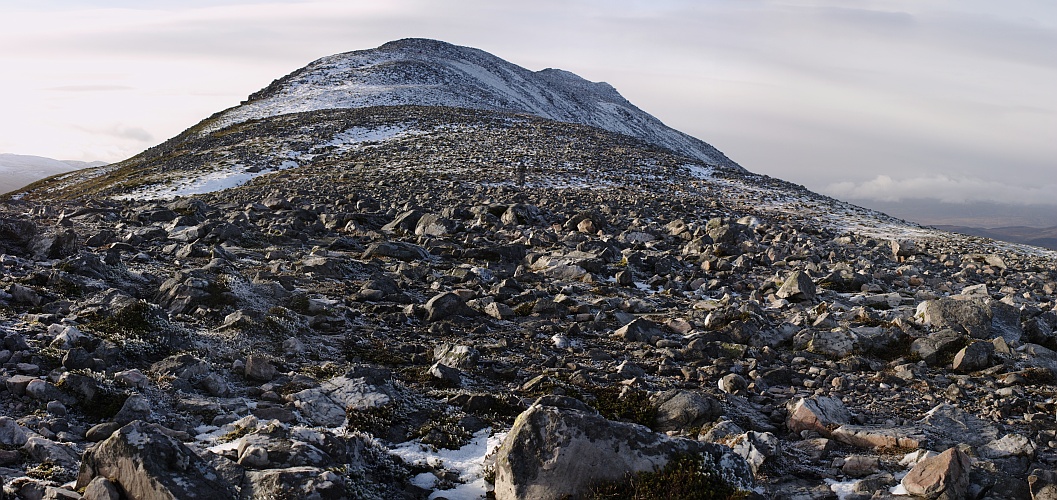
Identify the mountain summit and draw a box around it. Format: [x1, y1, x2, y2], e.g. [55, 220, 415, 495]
[203, 38, 739, 169]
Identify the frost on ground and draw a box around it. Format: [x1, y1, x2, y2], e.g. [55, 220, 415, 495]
[112, 165, 275, 201]
[111, 124, 425, 201]
[685, 164, 714, 179]
[389, 428, 506, 500]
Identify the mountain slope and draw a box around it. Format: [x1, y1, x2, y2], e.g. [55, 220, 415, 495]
[201, 38, 739, 169]
[5, 40, 1057, 500]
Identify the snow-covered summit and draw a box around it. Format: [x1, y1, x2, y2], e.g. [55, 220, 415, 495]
[205, 38, 740, 170]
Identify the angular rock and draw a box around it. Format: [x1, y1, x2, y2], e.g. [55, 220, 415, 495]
[0, 416, 28, 446]
[989, 300, 1023, 343]
[653, 390, 723, 432]
[917, 298, 993, 338]
[776, 271, 816, 302]
[901, 447, 971, 500]
[787, 396, 852, 437]
[245, 354, 278, 381]
[494, 398, 753, 500]
[730, 431, 780, 474]
[613, 317, 664, 343]
[1029, 469, 1057, 500]
[910, 330, 966, 367]
[241, 466, 345, 499]
[920, 403, 999, 448]
[952, 341, 994, 372]
[424, 291, 472, 322]
[76, 421, 237, 498]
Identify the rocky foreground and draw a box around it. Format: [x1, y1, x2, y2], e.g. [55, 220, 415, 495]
[2, 106, 1057, 499]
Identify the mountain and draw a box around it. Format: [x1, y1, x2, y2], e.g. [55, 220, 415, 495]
[0, 153, 105, 194]
[3, 40, 1057, 499]
[205, 38, 740, 169]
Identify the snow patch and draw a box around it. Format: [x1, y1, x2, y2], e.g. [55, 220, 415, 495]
[685, 164, 714, 179]
[388, 428, 506, 500]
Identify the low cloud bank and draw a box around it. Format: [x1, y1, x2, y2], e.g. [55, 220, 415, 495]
[824, 175, 1057, 206]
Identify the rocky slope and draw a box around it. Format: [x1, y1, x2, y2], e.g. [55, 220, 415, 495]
[3, 45, 1057, 499]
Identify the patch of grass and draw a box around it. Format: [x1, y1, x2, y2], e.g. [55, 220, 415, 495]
[513, 301, 535, 316]
[301, 362, 345, 381]
[88, 300, 154, 337]
[343, 339, 409, 366]
[1022, 367, 1055, 385]
[347, 405, 400, 438]
[586, 454, 750, 500]
[26, 462, 74, 483]
[216, 424, 254, 444]
[413, 414, 473, 450]
[590, 387, 657, 428]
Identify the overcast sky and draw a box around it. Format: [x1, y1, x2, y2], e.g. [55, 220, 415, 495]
[2, 0, 1055, 210]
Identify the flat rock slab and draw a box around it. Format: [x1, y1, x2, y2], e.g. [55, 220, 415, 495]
[831, 425, 926, 450]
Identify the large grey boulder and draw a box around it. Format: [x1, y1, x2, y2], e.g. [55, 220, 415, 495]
[76, 421, 237, 498]
[920, 403, 999, 449]
[291, 367, 395, 427]
[989, 300, 1023, 343]
[494, 398, 752, 500]
[910, 330, 966, 367]
[0, 416, 28, 446]
[240, 466, 345, 499]
[424, 291, 474, 322]
[916, 298, 993, 338]
[653, 390, 723, 432]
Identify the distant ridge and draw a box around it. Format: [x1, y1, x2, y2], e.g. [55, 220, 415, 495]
[0, 153, 105, 194]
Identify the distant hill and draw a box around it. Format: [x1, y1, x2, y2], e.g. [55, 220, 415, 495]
[0, 153, 106, 194]
[933, 224, 1057, 250]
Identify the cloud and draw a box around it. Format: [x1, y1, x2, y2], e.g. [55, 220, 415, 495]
[823, 175, 1057, 206]
[46, 85, 133, 92]
[72, 124, 154, 142]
